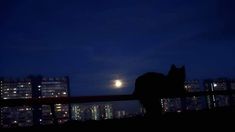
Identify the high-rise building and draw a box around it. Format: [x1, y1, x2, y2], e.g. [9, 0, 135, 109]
[161, 98, 182, 113]
[204, 78, 230, 109]
[71, 103, 114, 121]
[1, 106, 33, 128]
[184, 80, 207, 110]
[101, 104, 113, 120]
[184, 80, 201, 92]
[71, 104, 83, 121]
[41, 77, 69, 98]
[230, 80, 235, 90]
[229, 80, 235, 105]
[115, 110, 126, 119]
[37, 77, 70, 125]
[71, 104, 93, 121]
[0, 76, 70, 127]
[185, 96, 207, 111]
[0, 78, 32, 100]
[204, 78, 228, 91]
[0, 77, 33, 127]
[161, 80, 203, 112]
[91, 105, 100, 120]
[54, 104, 69, 124]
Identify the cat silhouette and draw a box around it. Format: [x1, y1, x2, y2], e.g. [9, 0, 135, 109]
[133, 64, 186, 118]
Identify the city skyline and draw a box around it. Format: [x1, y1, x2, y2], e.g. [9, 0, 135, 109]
[1, 75, 235, 128]
[1, 0, 235, 96]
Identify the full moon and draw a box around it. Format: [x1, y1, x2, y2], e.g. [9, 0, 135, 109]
[114, 80, 123, 88]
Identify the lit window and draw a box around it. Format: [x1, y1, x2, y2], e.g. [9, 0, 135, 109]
[56, 109, 62, 112]
[39, 119, 42, 122]
[20, 85, 24, 87]
[38, 85, 41, 88]
[62, 92, 67, 95]
[13, 120, 18, 123]
[28, 82, 31, 85]
[13, 91, 17, 93]
[3, 97, 7, 99]
[177, 110, 181, 113]
[56, 106, 61, 109]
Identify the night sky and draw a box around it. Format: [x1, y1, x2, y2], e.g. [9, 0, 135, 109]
[1, 0, 235, 96]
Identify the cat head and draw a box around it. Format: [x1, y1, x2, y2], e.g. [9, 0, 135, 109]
[167, 64, 185, 79]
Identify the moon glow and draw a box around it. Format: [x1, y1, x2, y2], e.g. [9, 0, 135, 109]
[114, 80, 123, 88]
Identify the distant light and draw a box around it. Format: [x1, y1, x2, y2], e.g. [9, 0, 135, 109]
[62, 92, 67, 95]
[113, 80, 123, 88]
[56, 106, 61, 109]
[13, 120, 17, 123]
[38, 85, 41, 88]
[213, 83, 217, 87]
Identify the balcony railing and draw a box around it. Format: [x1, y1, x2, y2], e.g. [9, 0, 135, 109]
[1, 90, 235, 129]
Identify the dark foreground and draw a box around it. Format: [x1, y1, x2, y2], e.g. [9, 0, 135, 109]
[2, 107, 235, 131]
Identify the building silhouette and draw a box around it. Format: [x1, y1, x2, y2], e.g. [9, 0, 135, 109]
[71, 103, 113, 121]
[0, 76, 70, 127]
[0, 77, 34, 127]
[185, 80, 201, 92]
[0, 78, 32, 99]
[161, 80, 207, 112]
[184, 80, 207, 111]
[204, 78, 230, 109]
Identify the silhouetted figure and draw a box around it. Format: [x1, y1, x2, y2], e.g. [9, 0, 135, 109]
[133, 64, 186, 118]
